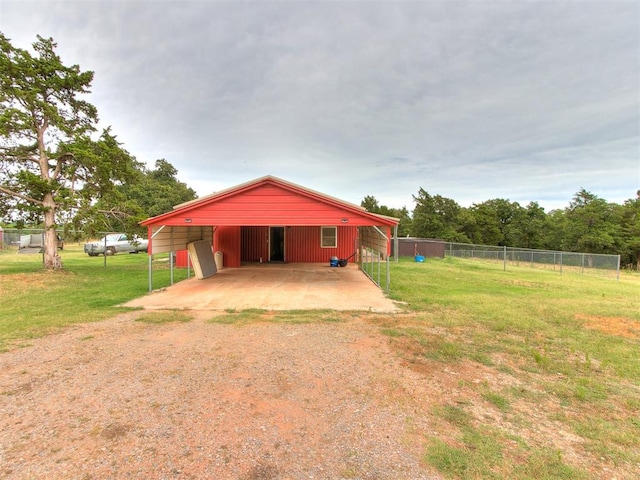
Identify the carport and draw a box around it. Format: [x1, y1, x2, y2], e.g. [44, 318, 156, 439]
[139, 176, 399, 300]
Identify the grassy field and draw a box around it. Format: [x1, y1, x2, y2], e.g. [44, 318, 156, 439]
[0, 247, 638, 478]
[0, 244, 188, 349]
[381, 257, 639, 479]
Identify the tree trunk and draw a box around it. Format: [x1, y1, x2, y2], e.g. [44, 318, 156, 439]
[43, 193, 63, 270]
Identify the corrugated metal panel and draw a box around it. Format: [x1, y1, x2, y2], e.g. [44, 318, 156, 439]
[175, 250, 189, 268]
[214, 226, 241, 268]
[241, 226, 269, 262]
[174, 175, 366, 212]
[162, 225, 377, 266]
[148, 226, 213, 254]
[144, 183, 397, 227]
[286, 226, 358, 263]
[360, 226, 392, 257]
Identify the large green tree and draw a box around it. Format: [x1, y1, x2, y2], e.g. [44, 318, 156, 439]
[410, 188, 467, 241]
[361, 194, 411, 236]
[75, 158, 197, 237]
[0, 33, 138, 268]
[122, 159, 197, 218]
[543, 208, 566, 251]
[562, 188, 622, 253]
[620, 191, 640, 268]
[508, 201, 548, 249]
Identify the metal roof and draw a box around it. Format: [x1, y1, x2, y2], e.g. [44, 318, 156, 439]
[141, 175, 399, 227]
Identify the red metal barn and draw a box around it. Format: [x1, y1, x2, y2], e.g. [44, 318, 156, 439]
[140, 176, 398, 272]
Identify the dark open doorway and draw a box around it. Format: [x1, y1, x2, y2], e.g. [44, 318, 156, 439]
[269, 226, 285, 262]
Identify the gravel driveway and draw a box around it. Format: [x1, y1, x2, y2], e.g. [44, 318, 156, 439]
[0, 312, 440, 479]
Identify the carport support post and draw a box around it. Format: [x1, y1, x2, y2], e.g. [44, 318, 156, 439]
[386, 255, 390, 293]
[170, 251, 174, 285]
[186, 228, 192, 279]
[148, 254, 153, 292]
[170, 227, 174, 286]
[393, 225, 398, 263]
[148, 225, 166, 292]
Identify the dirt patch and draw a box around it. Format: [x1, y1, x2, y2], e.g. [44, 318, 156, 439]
[0, 311, 440, 479]
[576, 314, 640, 339]
[0, 272, 50, 294]
[1, 311, 636, 479]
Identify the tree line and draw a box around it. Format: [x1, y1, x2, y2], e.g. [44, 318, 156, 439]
[361, 188, 640, 269]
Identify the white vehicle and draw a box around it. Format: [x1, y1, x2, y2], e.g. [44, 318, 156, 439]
[84, 233, 149, 256]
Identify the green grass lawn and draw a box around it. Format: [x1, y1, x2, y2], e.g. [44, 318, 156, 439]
[382, 257, 640, 479]
[0, 244, 188, 349]
[0, 248, 638, 478]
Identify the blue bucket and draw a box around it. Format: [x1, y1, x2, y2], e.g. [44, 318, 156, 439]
[330, 256, 339, 267]
[414, 255, 425, 262]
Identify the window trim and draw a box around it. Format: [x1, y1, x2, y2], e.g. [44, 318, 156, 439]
[320, 226, 337, 248]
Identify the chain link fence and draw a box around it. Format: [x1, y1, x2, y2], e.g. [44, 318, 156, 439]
[0, 228, 132, 251]
[395, 238, 622, 279]
[0, 228, 66, 250]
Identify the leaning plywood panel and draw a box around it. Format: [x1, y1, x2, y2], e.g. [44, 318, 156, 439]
[187, 240, 217, 279]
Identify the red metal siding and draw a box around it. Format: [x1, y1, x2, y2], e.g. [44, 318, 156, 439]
[151, 184, 387, 227]
[214, 226, 241, 268]
[285, 226, 358, 263]
[175, 249, 189, 268]
[241, 226, 269, 262]
[230, 226, 359, 264]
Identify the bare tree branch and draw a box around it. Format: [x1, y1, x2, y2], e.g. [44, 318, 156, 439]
[52, 151, 74, 180]
[0, 185, 44, 205]
[97, 208, 133, 218]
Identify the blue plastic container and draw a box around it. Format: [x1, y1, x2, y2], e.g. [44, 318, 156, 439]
[330, 256, 339, 267]
[414, 255, 425, 262]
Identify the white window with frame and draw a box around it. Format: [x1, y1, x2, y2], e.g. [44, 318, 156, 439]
[320, 226, 337, 248]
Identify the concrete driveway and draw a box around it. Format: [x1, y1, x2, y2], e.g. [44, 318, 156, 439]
[124, 263, 400, 312]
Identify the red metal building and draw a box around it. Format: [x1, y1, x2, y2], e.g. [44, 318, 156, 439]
[140, 176, 398, 269]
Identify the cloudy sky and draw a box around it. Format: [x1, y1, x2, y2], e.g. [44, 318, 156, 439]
[1, 0, 638, 211]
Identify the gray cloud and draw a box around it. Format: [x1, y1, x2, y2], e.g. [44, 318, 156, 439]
[1, 0, 638, 211]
